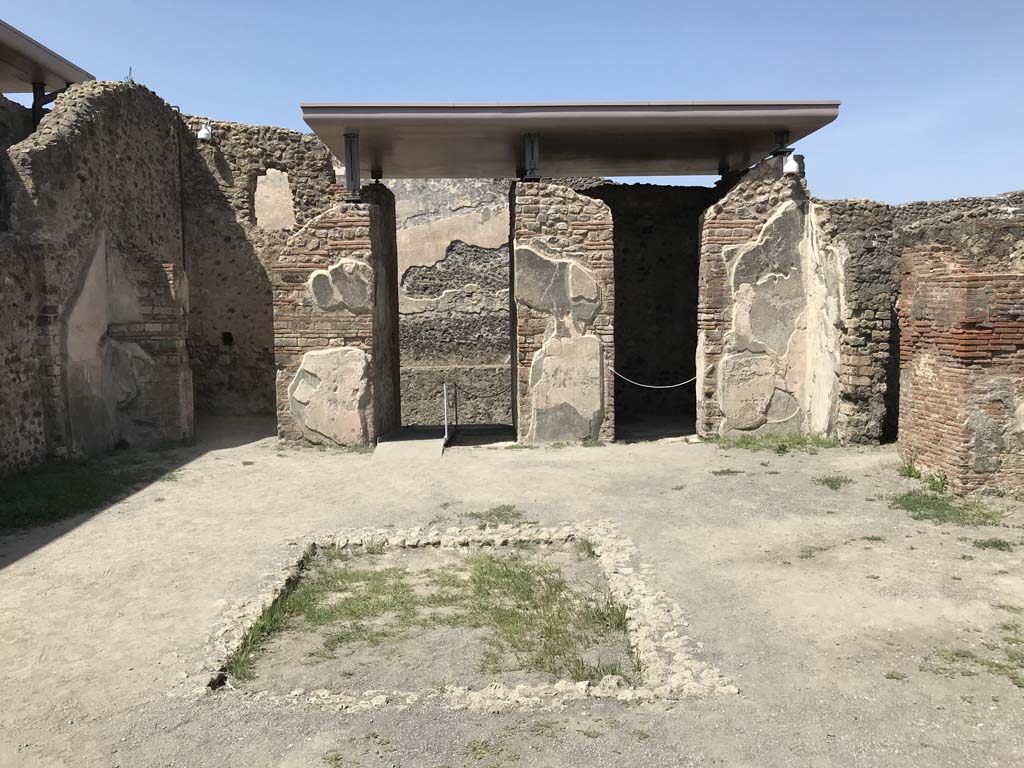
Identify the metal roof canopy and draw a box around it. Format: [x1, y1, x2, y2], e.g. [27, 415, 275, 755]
[0, 19, 93, 93]
[301, 101, 841, 180]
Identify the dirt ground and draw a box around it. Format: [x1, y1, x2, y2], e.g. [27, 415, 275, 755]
[1, 416, 1023, 767]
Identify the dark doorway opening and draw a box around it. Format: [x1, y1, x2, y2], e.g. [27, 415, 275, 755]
[583, 184, 720, 441]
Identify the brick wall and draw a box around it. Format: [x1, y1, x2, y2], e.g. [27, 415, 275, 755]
[273, 186, 399, 443]
[512, 182, 615, 442]
[898, 244, 1024, 494]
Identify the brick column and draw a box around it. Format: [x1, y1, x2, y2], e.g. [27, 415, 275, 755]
[898, 245, 1024, 495]
[511, 182, 614, 443]
[273, 185, 400, 445]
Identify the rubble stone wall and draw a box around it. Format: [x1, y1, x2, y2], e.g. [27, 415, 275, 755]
[180, 116, 336, 415]
[273, 187, 400, 445]
[1, 82, 192, 471]
[512, 182, 615, 442]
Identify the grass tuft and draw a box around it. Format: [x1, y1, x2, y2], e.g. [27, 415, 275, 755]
[711, 468, 743, 477]
[707, 432, 840, 455]
[814, 475, 853, 491]
[973, 538, 1013, 552]
[465, 504, 523, 529]
[890, 491, 1002, 526]
[576, 537, 598, 559]
[898, 462, 922, 479]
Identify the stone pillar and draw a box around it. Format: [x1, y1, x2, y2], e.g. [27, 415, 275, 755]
[511, 182, 614, 442]
[272, 185, 400, 445]
[696, 155, 843, 439]
[898, 245, 1024, 495]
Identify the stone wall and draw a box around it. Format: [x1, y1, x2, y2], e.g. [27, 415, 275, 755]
[399, 239, 512, 425]
[697, 156, 844, 439]
[812, 199, 900, 443]
[1, 81, 192, 471]
[512, 182, 614, 442]
[896, 193, 1024, 494]
[387, 178, 513, 426]
[0, 96, 32, 152]
[181, 116, 336, 415]
[273, 186, 400, 445]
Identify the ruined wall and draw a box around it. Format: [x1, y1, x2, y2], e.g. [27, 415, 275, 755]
[399, 240, 512, 425]
[512, 182, 614, 442]
[0, 96, 32, 151]
[812, 200, 900, 443]
[273, 187, 399, 445]
[181, 117, 336, 415]
[897, 193, 1024, 495]
[0, 82, 192, 471]
[697, 156, 843, 439]
[386, 179, 513, 425]
[583, 184, 718, 430]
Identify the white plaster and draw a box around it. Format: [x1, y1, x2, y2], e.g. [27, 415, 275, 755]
[254, 169, 296, 230]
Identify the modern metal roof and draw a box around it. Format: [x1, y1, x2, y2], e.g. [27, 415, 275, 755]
[0, 18, 94, 93]
[301, 101, 841, 178]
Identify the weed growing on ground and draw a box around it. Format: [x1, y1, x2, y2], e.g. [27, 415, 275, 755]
[467, 552, 634, 682]
[862, 535, 885, 542]
[505, 443, 536, 450]
[465, 504, 523, 528]
[798, 544, 833, 560]
[974, 538, 1013, 552]
[890, 491, 1002, 526]
[576, 537, 598, 559]
[706, 432, 840, 455]
[884, 670, 907, 680]
[925, 474, 948, 494]
[814, 475, 853, 491]
[0, 451, 185, 532]
[898, 462, 922, 479]
[225, 543, 634, 685]
[925, 620, 1024, 688]
[581, 436, 604, 448]
[994, 603, 1023, 614]
[344, 443, 375, 454]
[711, 468, 743, 477]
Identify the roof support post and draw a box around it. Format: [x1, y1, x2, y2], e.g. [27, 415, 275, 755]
[343, 133, 361, 200]
[31, 82, 46, 127]
[523, 133, 540, 181]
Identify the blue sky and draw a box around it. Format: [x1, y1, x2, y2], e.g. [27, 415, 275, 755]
[6, 0, 1022, 202]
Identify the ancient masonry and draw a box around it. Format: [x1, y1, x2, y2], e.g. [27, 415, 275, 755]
[273, 187, 400, 444]
[2, 81, 1023, 495]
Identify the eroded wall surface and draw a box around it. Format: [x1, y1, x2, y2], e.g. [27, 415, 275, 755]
[897, 194, 1024, 494]
[181, 117, 336, 415]
[1, 82, 192, 471]
[273, 187, 400, 445]
[512, 182, 614, 442]
[697, 156, 843, 439]
[387, 179, 513, 426]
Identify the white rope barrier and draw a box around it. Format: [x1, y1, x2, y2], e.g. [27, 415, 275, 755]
[610, 368, 697, 389]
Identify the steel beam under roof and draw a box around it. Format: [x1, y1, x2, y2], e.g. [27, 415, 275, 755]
[0, 18, 93, 94]
[301, 101, 841, 179]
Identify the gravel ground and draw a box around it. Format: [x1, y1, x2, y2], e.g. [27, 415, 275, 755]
[1, 416, 1023, 767]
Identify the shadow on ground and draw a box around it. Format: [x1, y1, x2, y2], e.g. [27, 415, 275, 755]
[0, 415, 276, 570]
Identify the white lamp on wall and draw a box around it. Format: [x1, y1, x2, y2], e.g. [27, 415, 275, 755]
[783, 153, 801, 175]
[197, 123, 214, 142]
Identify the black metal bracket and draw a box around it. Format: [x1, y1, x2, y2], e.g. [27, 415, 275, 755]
[32, 82, 69, 127]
